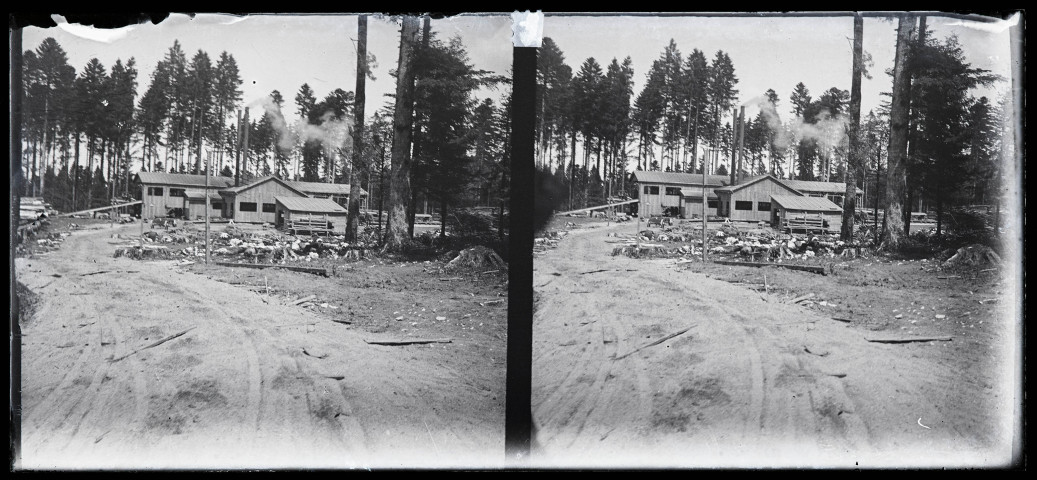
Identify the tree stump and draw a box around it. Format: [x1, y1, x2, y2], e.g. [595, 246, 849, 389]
[447, 246, 506, 269]
[943, 244, 1002, 267]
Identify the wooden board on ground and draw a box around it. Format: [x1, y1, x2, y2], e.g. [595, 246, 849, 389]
[864, 335, 953, 344]
[214, 262, 330, 277]
[364, 338, 453, 346]
[713, 259, 827, 275]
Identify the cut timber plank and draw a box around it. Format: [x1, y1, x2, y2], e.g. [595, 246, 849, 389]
[614, 326, 695, 360]
[214, 262, 329, 277]
[364, 338, 452, 346]
[713, 259, 827, 275]
[864, 335, 953, 344]
[111, 326, 196, 363]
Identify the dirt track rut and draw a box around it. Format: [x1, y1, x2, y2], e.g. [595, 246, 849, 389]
[531, 222, 1012, 468]
[16, 223, 501, 469]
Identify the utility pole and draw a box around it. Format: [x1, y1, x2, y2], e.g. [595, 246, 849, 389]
[735, 106, 746, 184]
[234, 109, 242, 186]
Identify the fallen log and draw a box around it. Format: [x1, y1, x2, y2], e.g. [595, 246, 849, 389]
[364, 338, 453, 346]
[864, 335, 953, 344]
[713, 259, 827, 275]
[790, 293, 816, 304]
[831, 317, 853, 323]
[111, 326, 196, 363]
[614, 326, 695, 360]
[214, 262, 329, 277]
[290, 294, 317, 306]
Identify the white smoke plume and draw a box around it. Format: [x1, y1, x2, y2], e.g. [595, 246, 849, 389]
[746, 95, 848, 152]
[251, 95, 353, 155]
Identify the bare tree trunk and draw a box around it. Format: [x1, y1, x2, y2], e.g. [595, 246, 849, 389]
[880, 14, 916, 251]
[384, 16, 420, 250]
[841, 14, 864, 241]
[346, 15, 368, 242]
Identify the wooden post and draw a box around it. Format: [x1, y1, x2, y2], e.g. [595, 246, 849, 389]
[140, 183, 145, 250]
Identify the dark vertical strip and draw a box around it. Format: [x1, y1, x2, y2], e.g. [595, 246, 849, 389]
[505, 46, 535, 464]
[10, 26, 24, 467]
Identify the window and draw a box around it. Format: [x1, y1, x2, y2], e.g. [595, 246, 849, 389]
[757, 202, 771, 211]
[262, 203, 276, 213]
[735, 201, 753, 211]
[707, 200, 719, 209]
[312, 194, 330, 199]
[239, 202, 257, 212]
[643, 186, 659, 195]
[212, 202, 223, 210]
[148, 187, 164, 196]
[169, 188, 186, 197]
[665, 187, 681, 196]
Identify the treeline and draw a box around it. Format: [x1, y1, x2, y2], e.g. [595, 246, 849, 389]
[535, 24, 1009, 241]
[19, 23, 512, 240]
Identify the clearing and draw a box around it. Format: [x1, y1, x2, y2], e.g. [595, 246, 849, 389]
[531, 216, 1020, 468]
[14, 218, 507, 469]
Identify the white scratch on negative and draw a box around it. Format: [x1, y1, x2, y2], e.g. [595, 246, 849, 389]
[51, 14, 136, 43]
[917, 417, 931, 429]
[511, 11, 544, 47]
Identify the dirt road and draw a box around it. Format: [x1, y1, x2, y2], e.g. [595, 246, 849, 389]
[531, 220, 1018, 468]
[15, 222, 504, 469]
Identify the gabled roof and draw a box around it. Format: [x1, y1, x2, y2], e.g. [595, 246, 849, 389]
[183, 191, 223, 201]
[274, 196, 348, 214]
[678, 188, 718, 199]
[286, 180, 368, 196]
[137, 172, 235, 188]
[714, 174, 804, 196]
[782, 179, 863, 195]
[219, 175, 308, 197]
[632, 170, 730, 187]
[771, 194, 843, 212]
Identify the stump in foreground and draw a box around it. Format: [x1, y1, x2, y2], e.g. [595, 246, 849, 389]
[447, 246, 506, 269]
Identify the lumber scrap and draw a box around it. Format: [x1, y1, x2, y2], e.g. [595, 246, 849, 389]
[364, 338, 453, 346]
[713, 259, 827, 275]
[864, 335, 953, 344]
[214, 262, 329, 277]
[110, 326, 196, 363]
[614, 326, 695, 360]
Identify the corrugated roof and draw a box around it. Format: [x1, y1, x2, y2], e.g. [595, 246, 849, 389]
[771, 194, 843, 212]
[782, 179, 863, 194]
[678, 188, 718, 199]
[632, 171, 730, 186]
[137, 172, 235, 188]
[287, 181, 368, 196]
[274, 196, 348, 213]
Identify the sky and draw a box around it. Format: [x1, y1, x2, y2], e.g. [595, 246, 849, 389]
[19, 11, 1020, 175]
[22, 13, 516, 122]
[542, 12, 1018, 122]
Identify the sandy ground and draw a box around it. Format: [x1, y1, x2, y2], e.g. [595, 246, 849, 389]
[531, 218, 1021, 468]
[14, 221, 506, 470]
